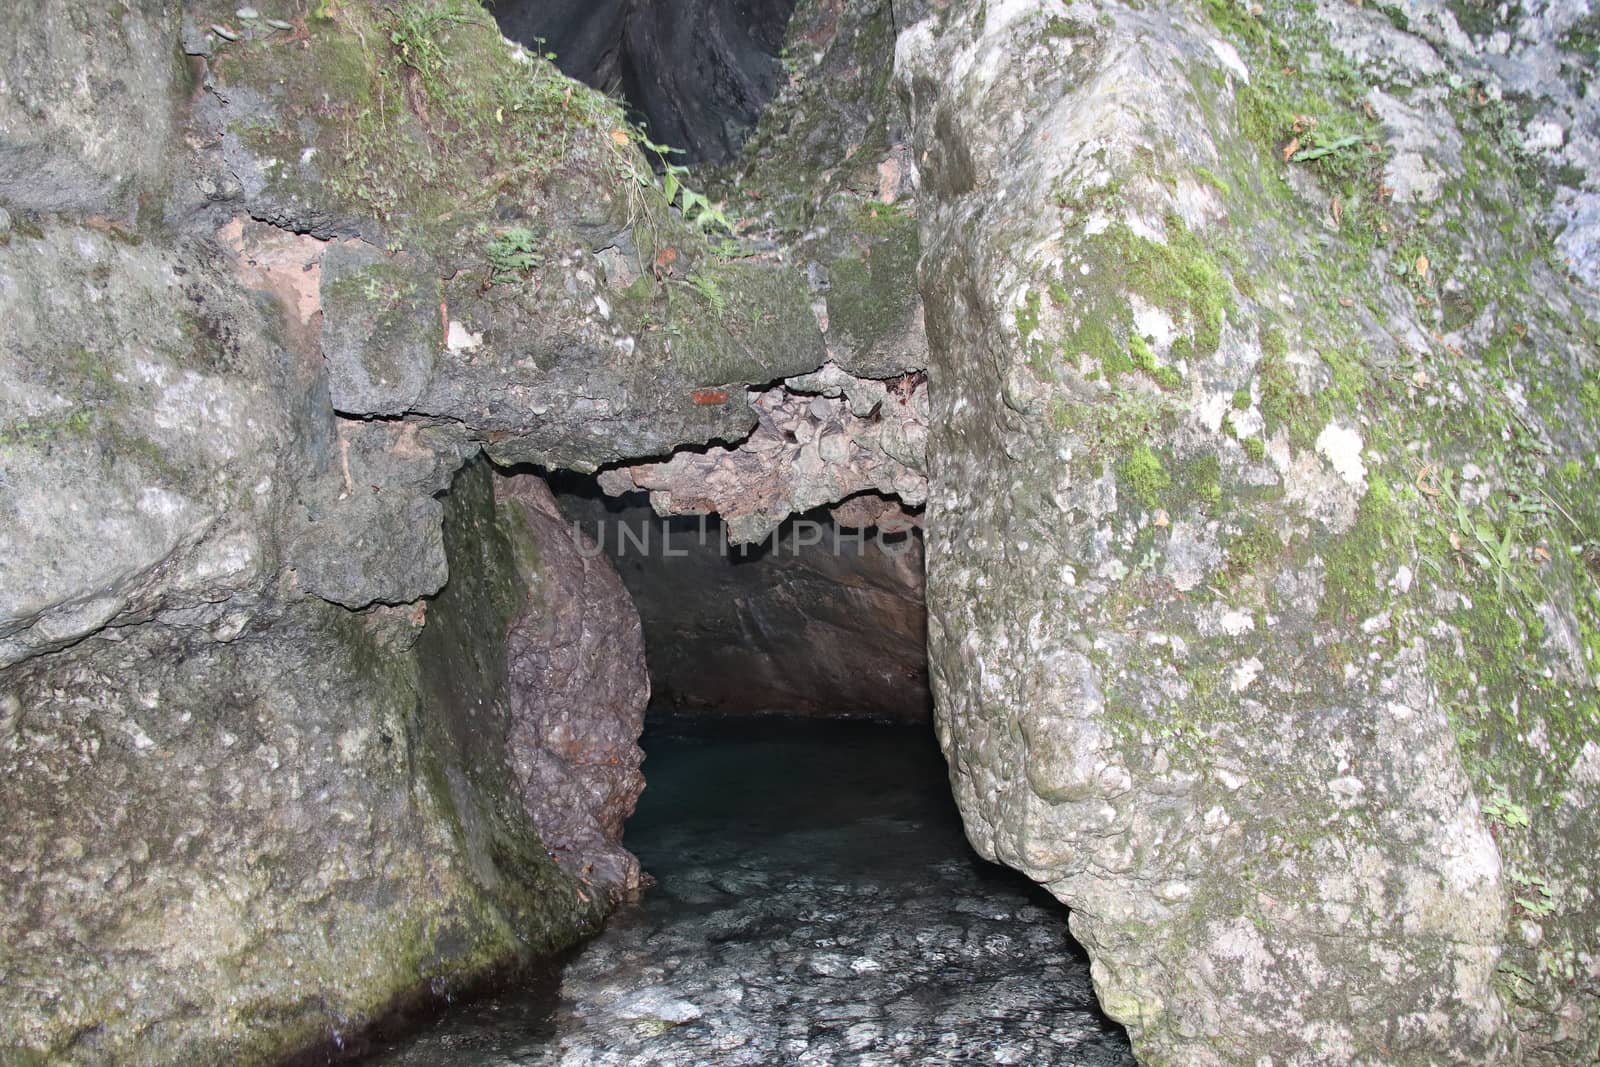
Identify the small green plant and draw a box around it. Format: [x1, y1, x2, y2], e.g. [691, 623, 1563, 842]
[1481, 785, 1531, 829]
[1224, 521, 1283, 578]
[1129, 333, 1157, 372]
[485, 227, 541, 282]
[1015, 288, 1042, 340]
[1507, 867, 1555, 917]
[1120, 334, 1182, 390]
[1433, 469, 1525, 595]
[686, 271, 727, 312]
[623, 136, 733, 234]
[1288, 129, 1363, 164]
[389, 1, 472, 80]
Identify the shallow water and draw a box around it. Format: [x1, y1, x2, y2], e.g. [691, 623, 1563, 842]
[365, 719, 1134, 1066]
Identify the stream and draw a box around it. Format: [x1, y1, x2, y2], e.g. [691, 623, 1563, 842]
[364, 719, 1135, 1066]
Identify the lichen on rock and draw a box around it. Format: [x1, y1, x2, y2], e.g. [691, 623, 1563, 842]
[897, 0, 1599, 1062]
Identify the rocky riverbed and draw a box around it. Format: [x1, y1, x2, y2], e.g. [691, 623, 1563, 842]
[365, 721, 1135, 1066]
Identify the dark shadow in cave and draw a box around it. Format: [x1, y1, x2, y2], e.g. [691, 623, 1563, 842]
[489, 0, 800, 164]
[547, 469, 931, 722]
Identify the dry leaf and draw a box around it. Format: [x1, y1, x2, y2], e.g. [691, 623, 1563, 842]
[1331, 196, 1343, 226]
[1282, 138, 1301, 163]
[1339, 296, 1355, 307]
[1415, 465, 1441, 497]
[610, 128, 631, 146]
[1415, 253, 1430, 277]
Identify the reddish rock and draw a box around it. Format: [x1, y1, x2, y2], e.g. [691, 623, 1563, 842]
[497, 474, 650, 900]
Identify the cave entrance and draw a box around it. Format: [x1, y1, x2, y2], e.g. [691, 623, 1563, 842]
[488, 0, 801, 164]
[367, 469, 1135, 1061]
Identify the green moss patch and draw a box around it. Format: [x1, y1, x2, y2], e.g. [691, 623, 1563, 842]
[206, 0, 637, 243]
[1122, 445, 1172, 509]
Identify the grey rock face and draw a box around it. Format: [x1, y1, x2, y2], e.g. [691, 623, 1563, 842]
[281, 419, 468, 610]
[320, 241, 441, 416]
[714, 0, 930, 380]
[1378, 0, 1600, 290]
[897, 0, 1598, 1063]
[0, 223, 294, 668]
[0, 0, 181, 215]
[499, 474, 650, 898]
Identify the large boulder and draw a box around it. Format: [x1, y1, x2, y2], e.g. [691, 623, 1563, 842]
[900, 0, 1598, 1062]
[0, 459, 608, 1064]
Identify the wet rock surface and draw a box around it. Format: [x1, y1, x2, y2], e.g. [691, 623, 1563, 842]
[365, 721, 1135, 1067]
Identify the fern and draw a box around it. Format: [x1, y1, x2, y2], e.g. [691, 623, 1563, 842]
[485, 227, 541, 282]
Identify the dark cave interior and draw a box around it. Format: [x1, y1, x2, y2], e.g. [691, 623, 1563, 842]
[549, 472, 932, 723]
